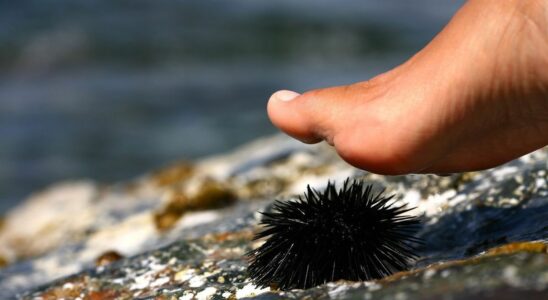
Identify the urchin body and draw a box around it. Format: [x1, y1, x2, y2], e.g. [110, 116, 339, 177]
[247, 179, 422, 290]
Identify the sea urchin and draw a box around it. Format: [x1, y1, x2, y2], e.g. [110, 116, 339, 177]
[247, 179, 422, 290]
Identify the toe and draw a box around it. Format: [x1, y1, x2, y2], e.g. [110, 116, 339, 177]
[267, 89, 322, 143]
[267, 83, 380, 145]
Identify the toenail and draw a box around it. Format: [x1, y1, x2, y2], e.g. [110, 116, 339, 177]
[273, 90, 300, 102]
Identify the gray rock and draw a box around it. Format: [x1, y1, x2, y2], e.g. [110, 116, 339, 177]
[0, 134, 546, 299]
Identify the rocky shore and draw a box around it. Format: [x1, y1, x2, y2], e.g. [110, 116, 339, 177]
[0, 135, 546, 299]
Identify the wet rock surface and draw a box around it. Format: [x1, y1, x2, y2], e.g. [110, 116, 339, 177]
[0, 135, 546, 299]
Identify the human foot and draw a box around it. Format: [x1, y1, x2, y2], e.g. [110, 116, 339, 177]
[267, 0, 548, 175]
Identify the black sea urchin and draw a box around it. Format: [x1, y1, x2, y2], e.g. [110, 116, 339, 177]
[247, 179, 422, 290]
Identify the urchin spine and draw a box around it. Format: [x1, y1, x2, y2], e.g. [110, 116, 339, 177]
[247, 179, 422, 290]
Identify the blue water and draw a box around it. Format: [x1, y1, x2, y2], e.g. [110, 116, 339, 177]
[0, 0, 465, 212]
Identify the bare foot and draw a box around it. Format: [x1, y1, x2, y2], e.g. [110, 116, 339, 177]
[267, 0, 548, 175]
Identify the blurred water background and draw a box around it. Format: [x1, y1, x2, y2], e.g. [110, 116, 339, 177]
[0, 0, 465, 213]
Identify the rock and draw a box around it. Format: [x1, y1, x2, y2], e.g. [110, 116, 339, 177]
[153, 179, 237, 232]
[0, 134, 546, 299]
[0, 181, 99, 261]
[95, 250, 124, 267]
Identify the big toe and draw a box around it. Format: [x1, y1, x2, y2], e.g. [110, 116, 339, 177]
[267, 85, 361, 145]
[267, 89, 327, 144]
